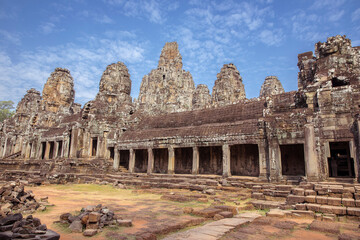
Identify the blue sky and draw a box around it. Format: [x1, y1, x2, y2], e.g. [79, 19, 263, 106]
[1, 0, 360, 107]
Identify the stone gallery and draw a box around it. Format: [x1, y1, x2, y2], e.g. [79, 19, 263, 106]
[0, 35, 359, 185]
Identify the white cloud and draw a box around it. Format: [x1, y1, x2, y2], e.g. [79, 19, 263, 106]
[39, 22, 56, 34]
[328, 10, 344, 22]
[352, 8, 360, 22]
[0, 35, 146, 106]
[95, 15, 113, 24]
[0, 30, 21, 45]
[104, 0, 178, 24]
[259, 29, 284, 46]
[311, 0, 346, 10]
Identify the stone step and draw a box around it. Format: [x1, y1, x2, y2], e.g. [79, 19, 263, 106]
[294, 203, 360, 216]
[250, 200, 285, 210]
[162, 212, 261, 240]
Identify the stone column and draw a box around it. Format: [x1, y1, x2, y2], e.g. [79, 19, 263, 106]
[147, 148, 154, 174]
[129, 149, 135, 173]
[36, 140, 42, 159]
[192, 146, 199, 174]
[2, 137, 8, 158]
[30, 142, 35, 159]
[168, 146, 175, 174]
[349, 140, 358, 180]
[24, 142, 31, 159]
[269, 140, 281, 182]
[44, 141, 50, 160]
[113, 148, 120, 171]
[304, 123, 319, 181]
[258, 141, 268, 180]
[54, 141, 59, 159]
[222, 144, 231, 177]
[69, 128, 78, 158]
[83, 132, 91, 157]
[21, 141, 27, 159]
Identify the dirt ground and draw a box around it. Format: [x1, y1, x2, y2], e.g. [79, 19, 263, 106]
[26, 184, 360, 240]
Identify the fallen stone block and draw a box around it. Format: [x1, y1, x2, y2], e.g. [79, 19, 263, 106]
[347, 207, 360, 216]
[295, 204, 307, 210]
[327, 197, 341, 206]
[306, 203, 321, 212]
[320, 205, 346, 215]
[290, 210, 314, 218]
[316, 196, 328, 204]
[276, 185, 292, 191]
[83, 229, 98, 237]
[69, 220, 83, 233]
[192, 208, 222, 218]
[287, 195, 305, 204]
[117, 219, 132, 227]
[342, 198, 355, 207]
[292, 188, 305, 196]
[305, 190, 316, 196]
[305, 195, 316, 203]
[309, 220, 340, 234]
[218, 211, 233, 218]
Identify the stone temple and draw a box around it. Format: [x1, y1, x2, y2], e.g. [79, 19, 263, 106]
[1, 35, 360, 190]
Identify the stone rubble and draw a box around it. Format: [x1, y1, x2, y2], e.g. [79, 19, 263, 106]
[0, 213, 60, 240]
[0, 181, 45, 216]
[59, 204, 132, 237]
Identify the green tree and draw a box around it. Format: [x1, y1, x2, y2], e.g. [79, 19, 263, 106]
[0, 101, 15, 122]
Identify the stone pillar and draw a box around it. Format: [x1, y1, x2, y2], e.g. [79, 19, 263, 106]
[192, 146, 199, 174]
[69, 128, 78, 158]
[113, 148, 120, 171]
[96, 137, 101, 158]
[269, 140, 281, 182]
[357, 119, 360, 182]
[222, 144, 231, 177]
[30, 142, 35, 159]
[83, 132, 91, 157]
[147, 148, 154, 174]
[258, 141, 268, 180]
[349, 140, 358, 180]
[24, 142, 31, 159]
[44, 141, 50, 160]
[14, 136, 22, 153]
[54, 141, 59, 159]
[21, 141, 27, 159]
[2, 137, 8, 158]
[129, 149, 135, 173]
[304, 123, 319, 181]
[36, 140, 42, 159]
[97, 132, 108, 159]
[168, 146, 175, 174]
[63, 136, 69, 158]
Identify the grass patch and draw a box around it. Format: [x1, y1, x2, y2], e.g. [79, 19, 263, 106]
[256, 208, 270, 215]
[35, 205, 55, 214]
[33, 184, 163, 201]
[53, 222, 72, 234]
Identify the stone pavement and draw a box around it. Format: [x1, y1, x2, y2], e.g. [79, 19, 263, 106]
[162, 212, 261, 240]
